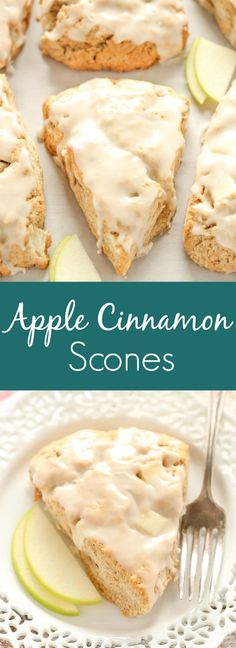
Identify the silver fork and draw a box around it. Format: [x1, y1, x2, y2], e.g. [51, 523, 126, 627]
[179, 391, 226, 604]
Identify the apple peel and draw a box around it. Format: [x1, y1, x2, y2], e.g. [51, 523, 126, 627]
[50, 234, 101, 282]
[186, 39, 207, 105]
[24, 504, 102, 605]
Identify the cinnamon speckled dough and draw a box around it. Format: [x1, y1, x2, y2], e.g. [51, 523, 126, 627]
[0, 75, 51, 277]
[184, 82, 236, 273]
[0, 0, 33, 69]
[39, 0, 188, 71]
[30, 428, 189, 617]
[43, 78, 189, 276]
[197, 0, 236, 48]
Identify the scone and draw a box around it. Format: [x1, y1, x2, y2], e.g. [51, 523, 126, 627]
[43, 78, 189, 276]
[29, 427, 189, 617]
[39, 0, 188, 72]
[0, 75, 51, 277]
[0, 0, 33, 69]
[184, 81, 236, 273]
[197, 0, 236, 48]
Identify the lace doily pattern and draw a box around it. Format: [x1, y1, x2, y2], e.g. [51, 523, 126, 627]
[0, 391, 235, 648]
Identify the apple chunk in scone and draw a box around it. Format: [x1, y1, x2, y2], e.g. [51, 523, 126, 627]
[29, 427, 189, 617]
[42, 78, 189, 276]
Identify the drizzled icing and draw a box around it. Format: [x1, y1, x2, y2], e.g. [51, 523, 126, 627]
[198, 0, 236, 48]
[0, 78, 36, 273]
[191, 81, 236, 254]
[0, 0, 28, 68]
[44, 78, 188, 256]
[30, 427, 187, 605]
[41, 0, 187, 62]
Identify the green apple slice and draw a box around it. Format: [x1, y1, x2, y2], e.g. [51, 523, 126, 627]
[49, 235, 72, 281]
[11, 512, 79, 616]
[186, 39, 207, 105]
[53, 234, 101, 282]
[195, 38, 236, 102]
[24, 504, 102, 605]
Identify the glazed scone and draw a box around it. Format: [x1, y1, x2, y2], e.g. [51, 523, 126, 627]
[43, 78, 189, 276]
[197, 0, 236, 48]
[39, 0, 188, 72]
[0, 0, 33, 69]
[29, 427, 189, 617]
[184, 81, 236, 273]
[0, 75, 51, 277]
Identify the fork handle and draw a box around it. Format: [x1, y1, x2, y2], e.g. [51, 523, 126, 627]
[200, 391, 225, 500]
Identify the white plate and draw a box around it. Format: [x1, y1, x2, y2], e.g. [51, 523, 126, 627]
[2, 3, 236, 282]
[0, 390, 236, 648]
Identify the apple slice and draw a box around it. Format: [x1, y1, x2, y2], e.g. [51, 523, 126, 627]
[11, 511, 79, 616]
[51, 234, 101, 282]
[195, 38, 236, 102]
[49, 235, 72, 281]
[186, 39, 207, 105]
[24, 504, 102, 605]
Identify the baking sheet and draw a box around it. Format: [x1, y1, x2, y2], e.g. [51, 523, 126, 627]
[4, 0, 236, 282]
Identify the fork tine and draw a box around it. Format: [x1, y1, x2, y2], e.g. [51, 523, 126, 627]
[179, 530, 188, 599]
[209, 530, 224, 603]
[189, 531, 199, 600]
[198, 528, 210, 603]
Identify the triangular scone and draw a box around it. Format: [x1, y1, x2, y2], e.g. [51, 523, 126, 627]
[0, 75, 51, 276]
[43, 78, 189, 276]
[40, 0, 188, 72]
[0, 0, 33, 69]
[29, 427, 188, 617]
[197, 0, 236, 48]
[184, 81, 236, 273]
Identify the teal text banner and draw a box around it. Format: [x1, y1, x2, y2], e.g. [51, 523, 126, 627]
[0, 282, 235, 390]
